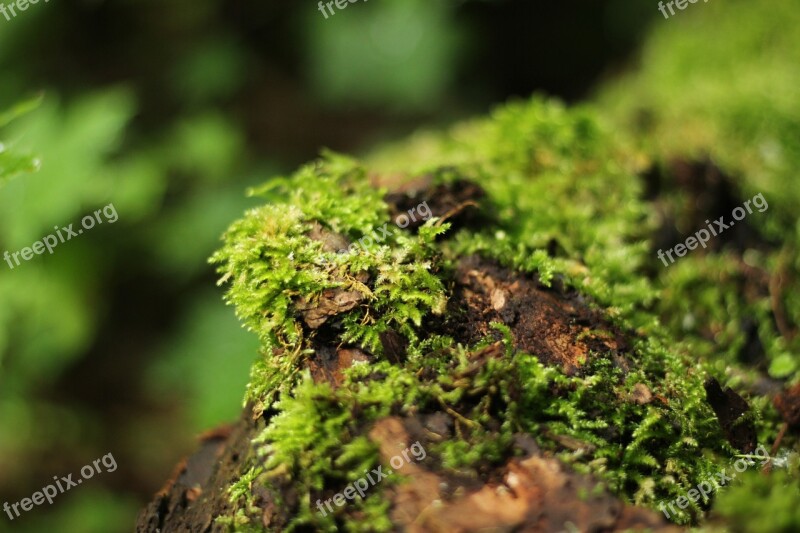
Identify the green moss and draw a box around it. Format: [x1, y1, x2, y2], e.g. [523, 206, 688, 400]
[217, 466, 266, 531]
[210, 98, 747, 529]
[210, 151, 448, 412]
[212, 4, 800, 528]
[710, 456, 800, 533]
[223, 325, 730, 528]
[598, 0, 800, 383]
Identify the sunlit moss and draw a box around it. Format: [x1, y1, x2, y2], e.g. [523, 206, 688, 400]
[213, 3, 800, 528]
[211, 99, 737, 530]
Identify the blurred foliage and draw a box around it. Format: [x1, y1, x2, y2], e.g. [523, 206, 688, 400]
[0, 0, 485, 528]
[0, 87, 261, 530]
[0, 96, 41, 190]
[305, 0, 463, 112]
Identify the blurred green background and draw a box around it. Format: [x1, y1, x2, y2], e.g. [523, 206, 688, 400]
[0, 0, 659, 530]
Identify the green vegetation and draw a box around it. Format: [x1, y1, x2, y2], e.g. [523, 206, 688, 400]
[0, 96, 41, 190]
[711, 457, 800, 532]
[211, 101, 738, 529]
[599, 0, 800, 384]
[0, 0, 699, 531]
[0, 87, 260, 532]
[211, 1, 800, 530]
[210, 153, 449, 413]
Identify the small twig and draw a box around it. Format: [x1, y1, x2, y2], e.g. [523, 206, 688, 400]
[764, 422, 788, 474]
[434, 200, 480, 227]
[771, 422, 788, 457]
[769, 249, 796, 341]
[437, 397, 478, 429]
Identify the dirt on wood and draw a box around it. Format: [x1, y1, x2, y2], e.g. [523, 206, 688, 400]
[443, 255, 631, 375]
[369, 416, 680, 533]
[136, 413, 263, 532]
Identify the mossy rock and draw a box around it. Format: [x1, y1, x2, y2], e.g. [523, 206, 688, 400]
[137, 1, 800, 531]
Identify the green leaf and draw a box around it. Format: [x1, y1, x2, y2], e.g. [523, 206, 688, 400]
[768, 353, 798, 378]
[0, 93, 43, 128]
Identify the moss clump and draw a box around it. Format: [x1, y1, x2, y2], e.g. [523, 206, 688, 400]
[210, 152, 448, 412]
[598, 0, 800, 383]
[710, 456, 800, 533]
[591, 0, 800, 521]
[210, 2, 800, 530]
[224, 331, 723, 530]
[210, 98, 745, 530]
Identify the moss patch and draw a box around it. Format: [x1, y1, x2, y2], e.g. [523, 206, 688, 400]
[208, 3, 800, 527]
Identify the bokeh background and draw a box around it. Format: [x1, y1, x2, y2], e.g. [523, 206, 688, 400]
[0, 1, 660, 530]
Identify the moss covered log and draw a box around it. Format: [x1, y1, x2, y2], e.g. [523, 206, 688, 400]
[138, 1, 800, 531]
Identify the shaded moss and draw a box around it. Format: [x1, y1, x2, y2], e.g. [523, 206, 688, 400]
[709, 456, 800, 533]
[598, 0, 800, 383]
